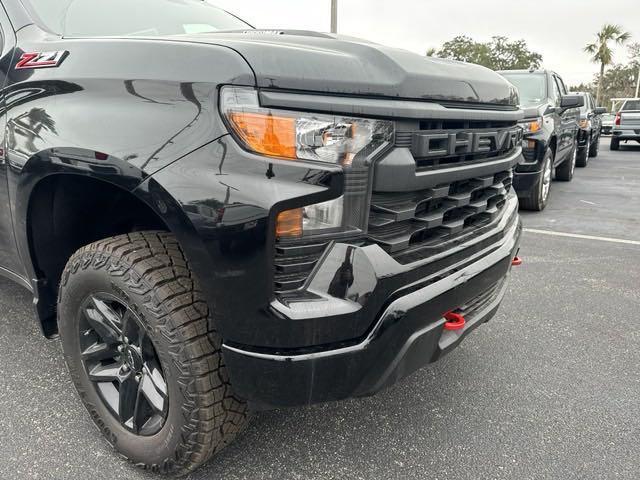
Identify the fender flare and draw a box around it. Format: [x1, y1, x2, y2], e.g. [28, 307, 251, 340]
[13, 147, 213, 336]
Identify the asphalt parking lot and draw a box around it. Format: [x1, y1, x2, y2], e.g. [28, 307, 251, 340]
[0, 138, 638, 480]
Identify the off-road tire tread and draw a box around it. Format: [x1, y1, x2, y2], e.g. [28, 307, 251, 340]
[58, 231, 249, 476]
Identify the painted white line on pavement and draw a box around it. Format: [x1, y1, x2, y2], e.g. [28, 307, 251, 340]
[524, 228, 640, 246]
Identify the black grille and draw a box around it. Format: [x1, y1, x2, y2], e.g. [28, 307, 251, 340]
[522, 147, 536, 162]
[395, 120, 520, 170]
[273, 241, 328, 293]
[368, 170, 513, 263]
[273, 118, 519, 293]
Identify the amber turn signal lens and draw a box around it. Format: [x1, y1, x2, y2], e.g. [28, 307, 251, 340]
[228, 112, 297, 159]
[528, 120, 541, 133]
[276, 208, 303, 238]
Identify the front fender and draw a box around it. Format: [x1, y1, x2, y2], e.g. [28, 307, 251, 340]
[11, 147, 151, 284]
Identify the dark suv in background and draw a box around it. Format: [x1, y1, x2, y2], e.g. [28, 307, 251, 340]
[572, 91, 607, 166]
[499, 69, 583, 211]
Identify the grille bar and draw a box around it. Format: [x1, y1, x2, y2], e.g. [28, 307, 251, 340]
[274, 242, 328, 293]
[368, 170, 512, 255]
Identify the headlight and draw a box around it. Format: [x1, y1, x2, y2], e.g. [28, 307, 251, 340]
[220, 86, 395, 239]
[579, 119, 590, 129]
[519, 117, 543, 134]
[276, 196, 347, 238]
[220, 86, 394, 166]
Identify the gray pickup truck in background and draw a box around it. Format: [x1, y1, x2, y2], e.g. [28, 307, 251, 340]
[611, 99, 640, 150]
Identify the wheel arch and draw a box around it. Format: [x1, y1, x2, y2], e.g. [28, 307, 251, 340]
[16, 148, 207, 337]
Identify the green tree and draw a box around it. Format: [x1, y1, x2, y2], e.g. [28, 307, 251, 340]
[584, 24, 631, 105]
[629, 42, 640, 65]
[487, 36, 543, 70]
[432, 36, 542, 70]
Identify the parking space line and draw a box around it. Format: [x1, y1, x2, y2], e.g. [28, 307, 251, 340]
[524, 228, 640, 246]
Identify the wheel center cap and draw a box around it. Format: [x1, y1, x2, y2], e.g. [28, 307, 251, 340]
[124, 346, 143, 372]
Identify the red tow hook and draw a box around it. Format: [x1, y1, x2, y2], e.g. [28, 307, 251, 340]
[512, 256, 523, 266]
[443, 311, 466, 331]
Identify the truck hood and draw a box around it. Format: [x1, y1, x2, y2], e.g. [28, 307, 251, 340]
[169, 30, 519, 107]
[521, 104, 550, 120]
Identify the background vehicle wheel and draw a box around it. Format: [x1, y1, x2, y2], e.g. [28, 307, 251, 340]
[556, 145, 576, 182]
[519, 149, 553, 211]
[588, 134, 599, 158]
[576, 139, 589, 168]
[610, 137, 620, 150]
[58, 231, 249, 476]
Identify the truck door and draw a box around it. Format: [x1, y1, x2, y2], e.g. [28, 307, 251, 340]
[0, 8, 22, 277]
[553, 74, 579, 161]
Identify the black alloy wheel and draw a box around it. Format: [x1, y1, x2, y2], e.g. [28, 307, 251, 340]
[79, 293, 168, 436]
[59, 232, 249, 475]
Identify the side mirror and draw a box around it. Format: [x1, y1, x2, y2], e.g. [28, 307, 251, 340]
[594, 107, 608, 115]
[560, 95, 585, 110]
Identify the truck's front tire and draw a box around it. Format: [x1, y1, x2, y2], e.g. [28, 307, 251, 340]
[610, 137, 620, 151]
[58, 231, 249, 476]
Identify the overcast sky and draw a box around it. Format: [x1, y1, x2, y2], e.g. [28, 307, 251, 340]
[211, 0, 640, 86]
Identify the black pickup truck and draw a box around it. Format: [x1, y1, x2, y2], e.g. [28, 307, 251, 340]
[0, 0, 523, 475]
[499, 69, 584, 211]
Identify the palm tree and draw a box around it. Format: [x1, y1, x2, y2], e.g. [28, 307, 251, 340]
[585, 24, 631, 105]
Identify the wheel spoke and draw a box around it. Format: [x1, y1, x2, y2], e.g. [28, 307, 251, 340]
[132, 380, 147, 433]
[78, 293, 169, 436]
[121, 311, 137, 342]
[81, 342, 118, 362]
[118, 376, 139, 427]
[140, 366, 168, 413]
[88, 363, 122, 383]
[84, 296, 122, 344]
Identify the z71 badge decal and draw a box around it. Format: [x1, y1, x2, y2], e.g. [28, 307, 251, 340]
[15, 51, 68, 70]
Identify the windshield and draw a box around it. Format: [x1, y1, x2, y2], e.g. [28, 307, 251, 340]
[622, 100, 640, 111]
[501, 73, 547, 107]
[23, 0, 251, 37]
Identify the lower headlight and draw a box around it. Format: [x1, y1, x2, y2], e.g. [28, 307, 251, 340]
[276, 197, 347, 239]
[220, 86, 394, 166]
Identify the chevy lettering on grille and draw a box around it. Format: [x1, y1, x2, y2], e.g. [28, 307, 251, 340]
[412, 127, 522, 158]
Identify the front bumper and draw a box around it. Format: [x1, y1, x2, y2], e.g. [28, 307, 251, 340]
[223, 193, 522, 409]
[513, 138, 544, 198]
[613, 128, 640, 140]
[513, 169, 542, 198]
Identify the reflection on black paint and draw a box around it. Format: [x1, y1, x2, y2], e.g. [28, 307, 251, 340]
[5, 81, 82, 163]
[138, 82, 203, 170]
[328, 246, 356, 299]
[9, 107, 56, 154]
